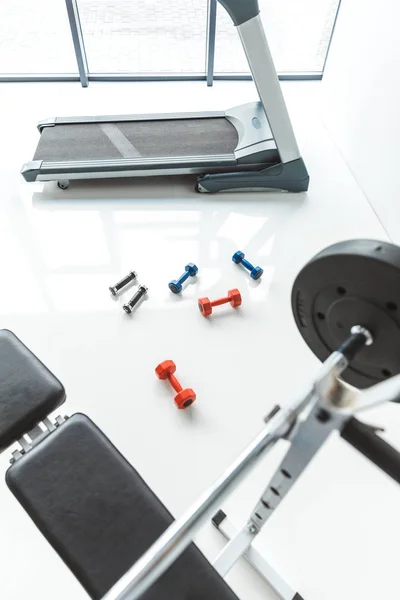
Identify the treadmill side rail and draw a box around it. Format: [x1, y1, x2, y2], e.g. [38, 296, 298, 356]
[37, 117, 56, 133]
[26, 154, 238, 183]
[197, 158, 310, 194]
[40, 110, 227, 128]
[21, 161, 43, 183]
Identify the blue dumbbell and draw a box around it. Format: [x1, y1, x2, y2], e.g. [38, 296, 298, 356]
[169, 263, 199, 294]
[232, 251, 263, 280]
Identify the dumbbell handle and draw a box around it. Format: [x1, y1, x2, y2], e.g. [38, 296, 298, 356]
[168, 373, 183, 394]
[241, 257, 255, 271]
[177, 270, 191, 286]
[211, 296, 230, 307]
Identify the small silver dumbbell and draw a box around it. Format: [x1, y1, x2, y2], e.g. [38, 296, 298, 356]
[109, 271, 137, 296]
[123, 285, 148, 314]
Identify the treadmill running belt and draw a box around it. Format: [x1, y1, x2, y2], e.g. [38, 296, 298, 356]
[34, 118, 238, 162]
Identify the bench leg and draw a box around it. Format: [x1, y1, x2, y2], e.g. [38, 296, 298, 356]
[212, 511, 304, 600]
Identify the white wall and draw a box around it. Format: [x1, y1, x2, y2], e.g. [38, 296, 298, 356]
[322, 0, 400, 243]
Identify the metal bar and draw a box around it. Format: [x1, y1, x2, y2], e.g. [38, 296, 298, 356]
[213, 513, 297, 600]
[215, 73, 323, 81]
[33, 164, 244, 182]
[206, 0, 218, 87]
[46, 110, 226, 125]
[250, 399, 342, 532]
[322, 0, 343, 74]
[88, 73, 207, 82]
[101, 405, 302, 600]
[237, 15, 301, 164]
[0, 75, 81, 82]
[89, 72, 322, 82]
[0, 73, 322, 83]
[213, 522, 256, 576]
[38, 154, 236, 169]
[65, 0, 89, 87]
[355, 374, 400, 413]
[248, 352, 351, 534]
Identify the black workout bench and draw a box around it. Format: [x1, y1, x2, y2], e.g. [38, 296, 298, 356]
[1, 329, 240, 600]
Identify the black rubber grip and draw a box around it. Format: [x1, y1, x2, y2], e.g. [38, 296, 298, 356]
[212, 510, 227, 529]
[341, 418, 400, 484]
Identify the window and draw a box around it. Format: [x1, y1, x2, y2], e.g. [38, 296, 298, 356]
[0, 0, 78, 74]
[0, 0, 341, 82]
[214, 0, 341, 74]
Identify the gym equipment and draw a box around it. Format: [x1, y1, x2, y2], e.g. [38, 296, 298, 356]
[169, 263, 198, 294]
[100, 243, 400, 600]
[292, 239, 400, 389]
[109, 271, 137, 296]
[3, 239, 400, 600]
[123, 285, 148, 314]
[198, 288, 242, 317]
[155, 360, 196, 409]
[20, 0, 309, 194]
[1, 330, 231, 600]
[232, 251, 263, 280]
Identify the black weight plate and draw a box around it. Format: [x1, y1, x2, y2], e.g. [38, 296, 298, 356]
[292, 240, 400, 389]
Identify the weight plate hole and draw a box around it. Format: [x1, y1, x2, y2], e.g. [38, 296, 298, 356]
[270, 487, 280, 496]
[375, 245, 383, 251]
[386, 302, 397, 311]
[317, 312, 325, 320]
[382, 369, 392, 377]
[337, 286, 347, 295]
[255, 513, 262, 520]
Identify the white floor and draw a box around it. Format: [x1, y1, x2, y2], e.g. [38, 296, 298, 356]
[0, 79, 399, 600]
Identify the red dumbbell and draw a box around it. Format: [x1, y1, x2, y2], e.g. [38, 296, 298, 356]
[198, 288, 242, 317]
[155, 360, 196, 409]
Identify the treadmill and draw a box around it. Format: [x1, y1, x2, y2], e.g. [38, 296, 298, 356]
[21, 0, 310, 194]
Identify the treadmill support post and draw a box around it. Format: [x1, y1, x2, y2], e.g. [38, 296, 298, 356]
[217, 0, 301, 164]
[237, 15, 301, 164]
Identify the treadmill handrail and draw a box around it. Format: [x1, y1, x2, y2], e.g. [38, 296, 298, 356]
[218, 0, 260, 26]
[236, 16, 301, 164]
